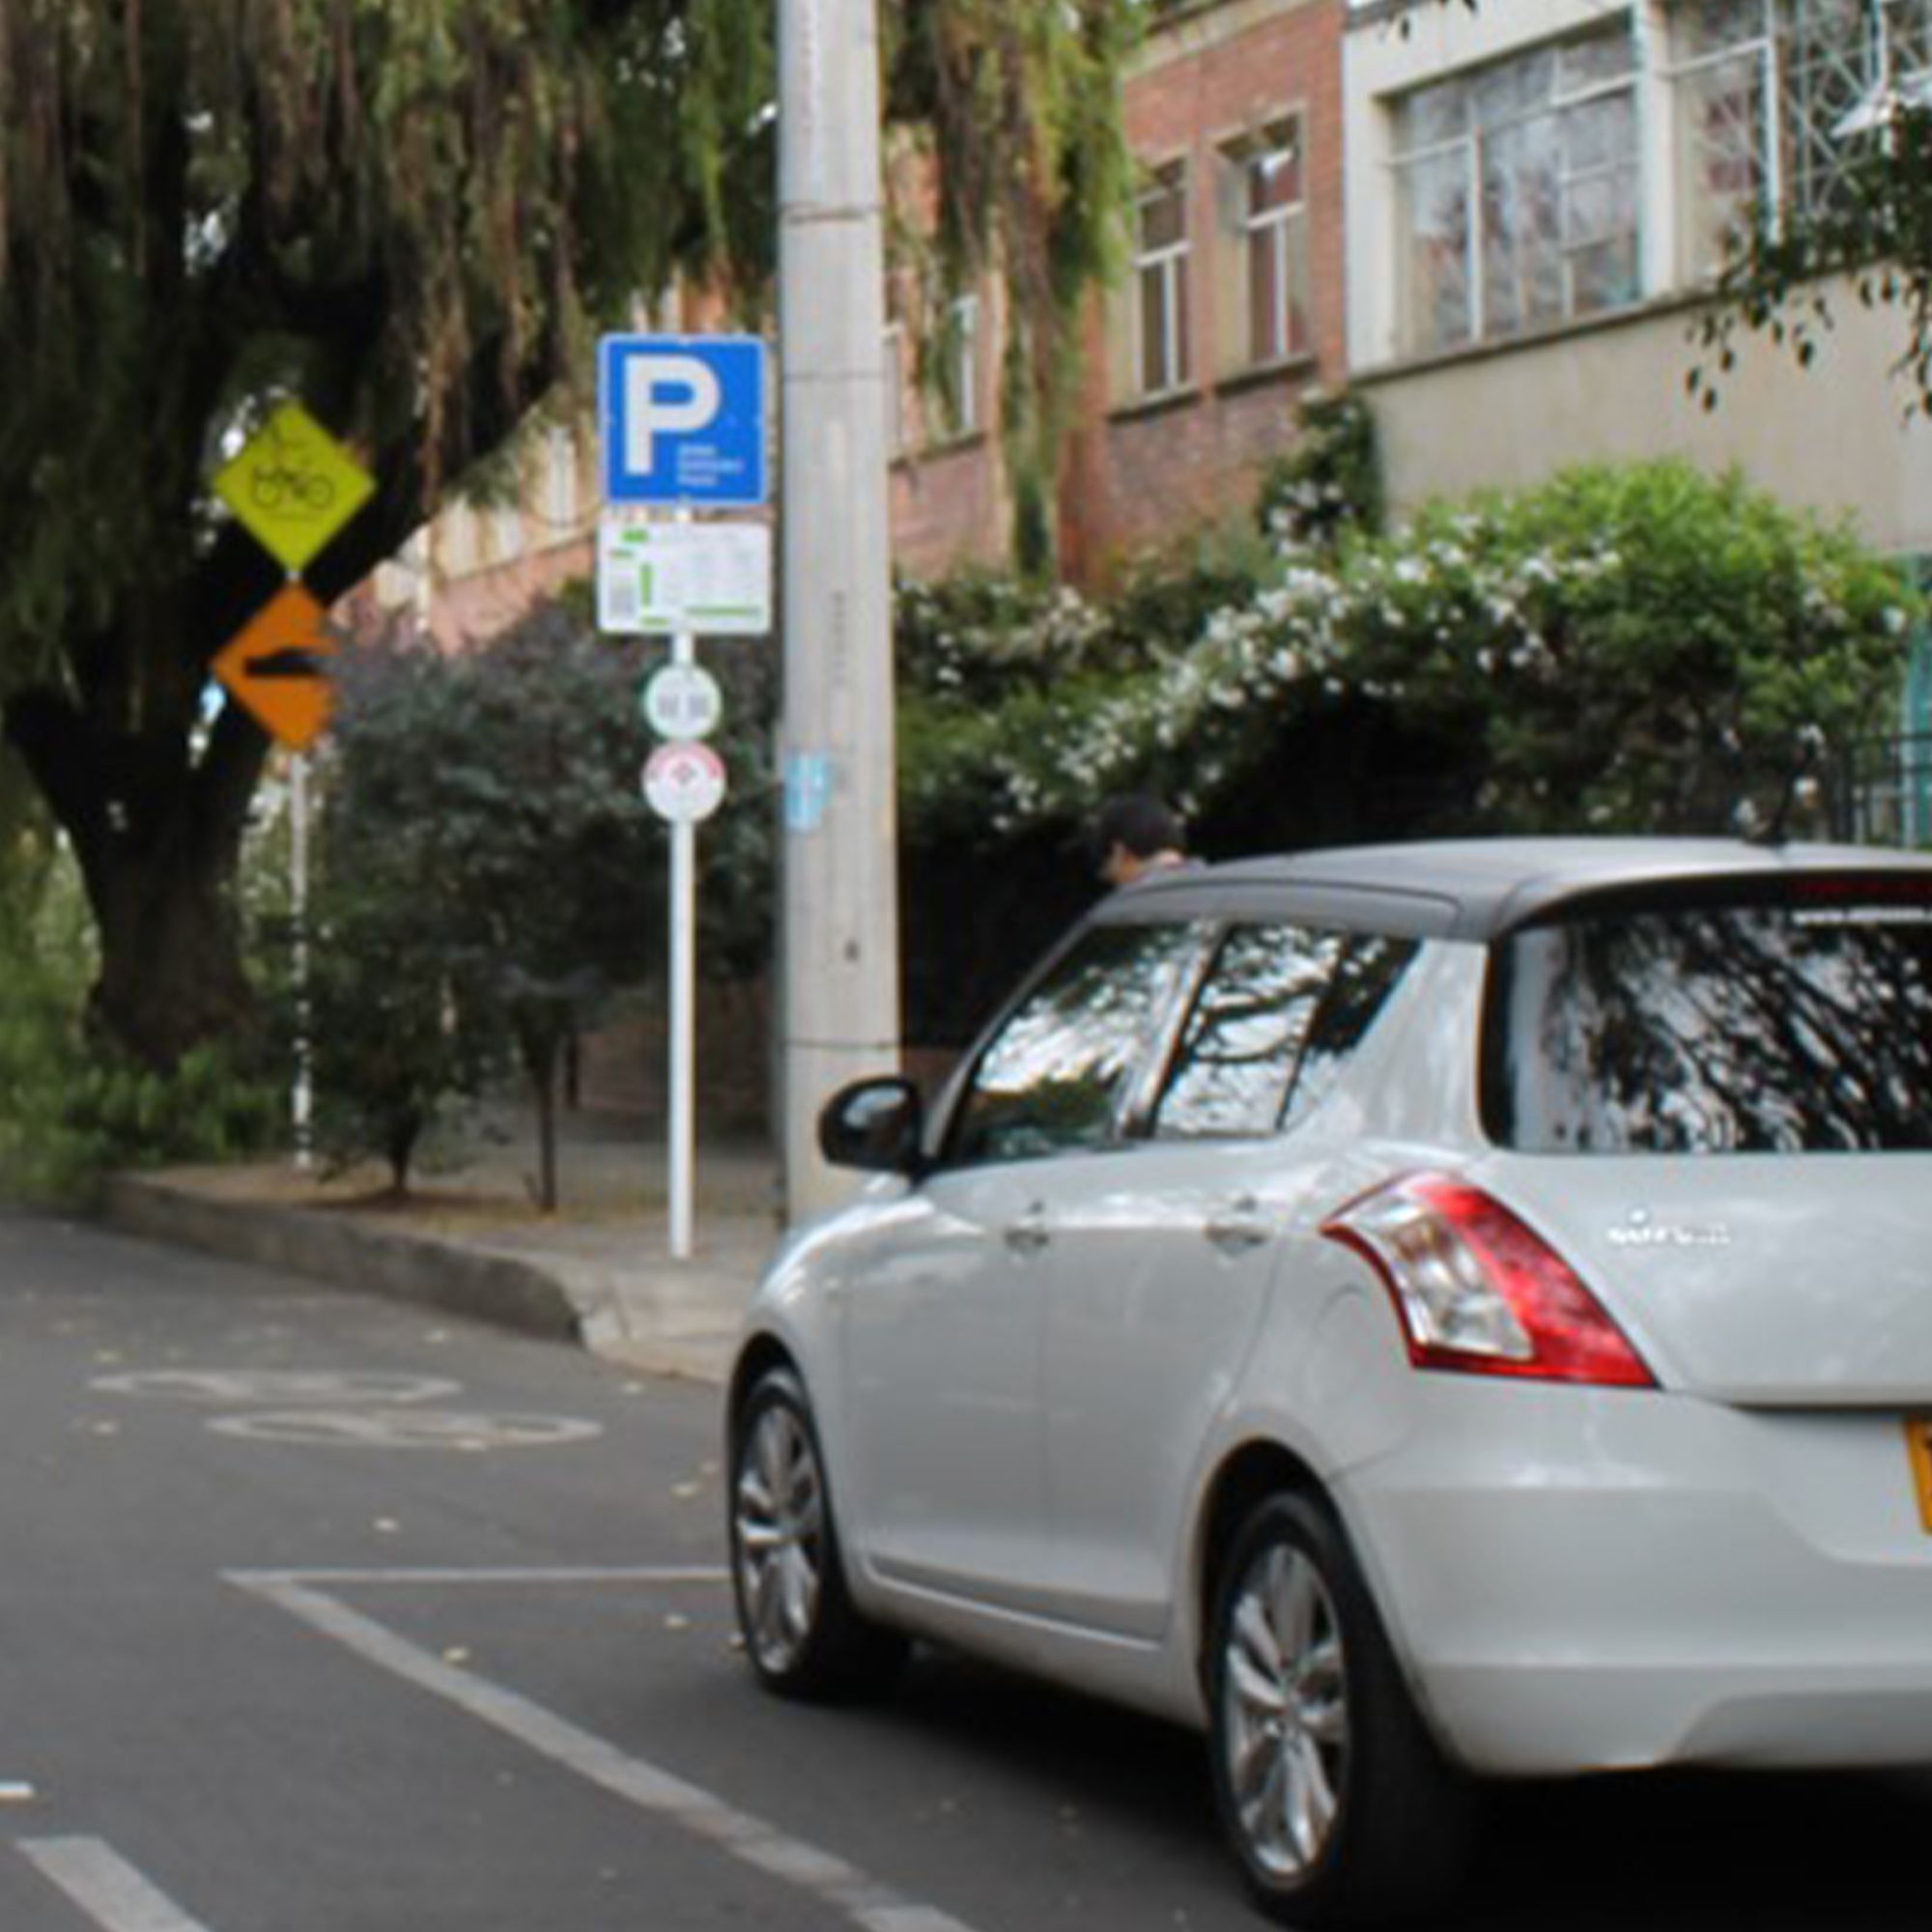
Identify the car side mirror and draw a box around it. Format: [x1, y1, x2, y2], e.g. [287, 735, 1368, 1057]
[818, 1075, 926, 1178]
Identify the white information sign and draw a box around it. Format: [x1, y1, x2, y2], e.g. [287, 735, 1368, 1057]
[643, 740, 728, 823]
[598, 519, 772, 636]
[642, 663, 724, 741]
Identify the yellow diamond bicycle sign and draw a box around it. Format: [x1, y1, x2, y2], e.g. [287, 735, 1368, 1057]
[213, 400, 375, 572]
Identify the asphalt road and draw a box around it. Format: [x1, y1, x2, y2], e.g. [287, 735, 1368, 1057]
[5, 1207, 1932, 1932]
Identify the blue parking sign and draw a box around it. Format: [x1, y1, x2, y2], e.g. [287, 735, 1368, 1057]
[600, 334, 769, 508]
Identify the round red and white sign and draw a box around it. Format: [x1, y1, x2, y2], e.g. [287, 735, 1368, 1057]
[642, 740, 727, 823]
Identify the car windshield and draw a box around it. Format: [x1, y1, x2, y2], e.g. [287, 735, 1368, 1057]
[1484, 877, 1932, 1153]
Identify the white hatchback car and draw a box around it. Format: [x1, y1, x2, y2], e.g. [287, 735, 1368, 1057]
[725, 838, 1932, 1925]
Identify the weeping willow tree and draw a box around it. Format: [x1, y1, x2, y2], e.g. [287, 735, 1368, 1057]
[0, 0, 1135, 1067]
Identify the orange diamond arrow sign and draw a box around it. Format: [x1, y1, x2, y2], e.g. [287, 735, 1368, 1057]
[213, 583, 337, 751]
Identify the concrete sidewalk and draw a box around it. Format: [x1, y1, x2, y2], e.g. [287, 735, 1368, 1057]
[101, 1106, 784, 1386]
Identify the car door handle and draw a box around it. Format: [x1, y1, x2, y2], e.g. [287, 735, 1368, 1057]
[1004, 1205, 1051, 1257]
[1205, 1195, 1271, 1256]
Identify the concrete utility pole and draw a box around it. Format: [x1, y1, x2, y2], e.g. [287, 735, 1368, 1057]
[777, 0, 901, 1222]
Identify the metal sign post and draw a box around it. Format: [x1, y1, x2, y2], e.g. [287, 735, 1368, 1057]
[290, 750, 314, 1172]
[668, 629, 698, 1262]
[640, 655, 727, 1261]
[601, 335, 769, 1261]
[209, 401, 374, 1171]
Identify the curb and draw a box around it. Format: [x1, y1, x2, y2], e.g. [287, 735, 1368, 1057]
[100, 1175, 583, 1343]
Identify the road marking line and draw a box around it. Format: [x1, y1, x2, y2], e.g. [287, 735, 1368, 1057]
[227, 1572, 979, 1932]
[234, 1564, 724, 1588]
[19, 1836, 213, 1932]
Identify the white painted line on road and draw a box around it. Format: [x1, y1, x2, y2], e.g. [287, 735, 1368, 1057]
[91, 1370, 460, 1406]
[238, 1564, 725, 1588]
[206, 1408, 603, 1450]
[227, 1570, 980, 1932]
[18, 1836, 213, 1932]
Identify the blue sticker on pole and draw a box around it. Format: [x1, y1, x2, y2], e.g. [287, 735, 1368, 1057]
[600, 334, 769, 508]
[785, 752, 835, 834]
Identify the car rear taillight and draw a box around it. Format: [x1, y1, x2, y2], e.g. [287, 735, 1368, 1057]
[1322, 1173, 1655, 1387]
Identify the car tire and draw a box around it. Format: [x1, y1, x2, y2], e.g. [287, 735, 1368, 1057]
[728, 1366, 908, 1700]
[1208, 1492, 1475, 1927]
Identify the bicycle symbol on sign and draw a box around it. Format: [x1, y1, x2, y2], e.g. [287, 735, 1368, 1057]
[248, 417, 338, 519]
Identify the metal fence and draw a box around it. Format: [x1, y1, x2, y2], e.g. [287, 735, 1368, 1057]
[1832, 731, 1932, 847]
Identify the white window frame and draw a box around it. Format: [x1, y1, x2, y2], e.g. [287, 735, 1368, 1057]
[883, 318, 909, 456]
[1133, 161, 1192, 396]
[1391, 21, 1642, 356]
[493, 504, 524, 562]
[1229, 117, 1311, 368]
[1666, 0, 1932, 284]
[937, 292, 981, 440]
[544, 427, 578, 532]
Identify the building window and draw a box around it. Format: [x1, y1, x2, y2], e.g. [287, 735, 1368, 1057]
[1670, 0, 1932, 283]
[544, 427, 578, 531]
[936, 293, 981, 440]
[441, 503, 476, 575]
[1392, 19, 1640, 356]
[1133, 161, 1191, 394]
[883, 319, 909, 455]
[493, 505, 524, 562]
[1227, 119, 1311, 367]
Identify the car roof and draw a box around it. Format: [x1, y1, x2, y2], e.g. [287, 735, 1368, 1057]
[1095, 837, 1932, 942]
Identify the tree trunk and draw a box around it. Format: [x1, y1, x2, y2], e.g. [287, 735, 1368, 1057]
[4, 689, 266, 1070]
[88, 831, 256, 1067]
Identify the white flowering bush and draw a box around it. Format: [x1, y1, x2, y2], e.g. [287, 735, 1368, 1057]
[898, 457, 1917, 850]
[1333, 462, 1912, 832]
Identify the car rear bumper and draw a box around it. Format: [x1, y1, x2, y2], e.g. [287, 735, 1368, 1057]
[1340, 1384, 1932, 1776]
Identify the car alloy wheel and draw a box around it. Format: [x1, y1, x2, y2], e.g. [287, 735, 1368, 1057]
[1220, 1537, 1350, 1879]
[728, 1367, 906, 1699]
[1208, 1492, 1473, 1926]
[735, 1393, 824, 1675]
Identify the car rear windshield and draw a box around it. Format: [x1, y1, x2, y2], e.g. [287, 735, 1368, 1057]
[1483, 876, 1932, 1153]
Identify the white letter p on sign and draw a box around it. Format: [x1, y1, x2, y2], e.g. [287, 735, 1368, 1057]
[624, 355, 723, 478]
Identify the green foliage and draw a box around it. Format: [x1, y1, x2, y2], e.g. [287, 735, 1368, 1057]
[1339, 462, 1911, 833]
[0, 871, 276, 1206]
[1691, 109, 1932, 413]
[304, 596, 778, 1198]
[896, 454, 1917, 846]
[896, 569, 1114, 703]
[1255, 388, 1385, 549]
[0, 0, 1141, 1073]
[303, 608, 653, 1198]
[282, 674, 504, 1192]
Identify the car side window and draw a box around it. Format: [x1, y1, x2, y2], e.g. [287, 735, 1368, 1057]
[1151, 926, 1421, 1140]
[949, 922, 1200, 1167]
[1284, 934, 1419, 1128]
[1151, 923, 1341, 1138]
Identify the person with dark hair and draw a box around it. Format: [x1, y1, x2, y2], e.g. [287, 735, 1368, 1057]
[1093, 791, 1189, 890]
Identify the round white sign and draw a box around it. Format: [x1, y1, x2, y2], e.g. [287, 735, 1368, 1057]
[641, 663, 724, 741]
[643, 740, 728, 823]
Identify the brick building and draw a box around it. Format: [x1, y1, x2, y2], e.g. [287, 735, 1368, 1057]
[888, 0, 1350, 585]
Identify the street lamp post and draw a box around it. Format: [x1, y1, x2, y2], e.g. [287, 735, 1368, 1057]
[777, 0, 901, 1223]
